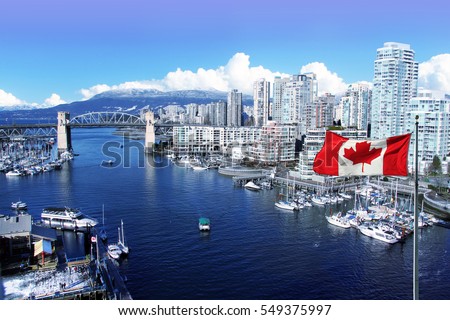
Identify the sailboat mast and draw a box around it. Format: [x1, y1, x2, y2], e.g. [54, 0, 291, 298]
[121, 219, 125, 245]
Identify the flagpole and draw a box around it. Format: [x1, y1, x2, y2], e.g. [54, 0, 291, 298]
[413, 115, 419, 300]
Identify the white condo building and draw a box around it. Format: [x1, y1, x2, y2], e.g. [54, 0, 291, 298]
[250, 122, 296, 163]
[172, 124, 296, 163]
[253, 79, 270, 127]
[371, 42, 418, 139]
[272, 73, 318, 129]
[337, 83, 372, 131]
[314, 94, 335, 130]
[405, 90, 450, 173]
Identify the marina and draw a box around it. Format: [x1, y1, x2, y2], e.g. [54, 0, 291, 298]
[1, 127, 450, 300]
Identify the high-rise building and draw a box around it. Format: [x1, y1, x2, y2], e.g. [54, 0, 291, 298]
[213, 101, 227, 126]
[253, 79, 270, 126]
[371, 42, 418, 138]
[272, 76, 289, 123]
[227, 89, 242, 127]
[405, 90, 450, 172]
[272, 73, 317, 126]
[314, 93, 335, 129]
[337, 83, 372, 130]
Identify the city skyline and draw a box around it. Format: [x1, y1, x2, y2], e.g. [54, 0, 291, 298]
[1, 0, 450, 108]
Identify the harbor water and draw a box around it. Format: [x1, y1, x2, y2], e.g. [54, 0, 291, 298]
[2, 128, 450, 299]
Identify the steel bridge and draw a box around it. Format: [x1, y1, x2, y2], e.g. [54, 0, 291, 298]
[0, 124, 57, 139]
[70, 112, 145, 127]
[0, 112, 175, 139]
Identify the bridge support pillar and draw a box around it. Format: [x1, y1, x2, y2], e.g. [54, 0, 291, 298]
[144, 111, 155, 154]
[57, 111, 72, 155]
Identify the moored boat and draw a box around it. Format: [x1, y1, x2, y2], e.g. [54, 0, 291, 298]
[191, 165, 208, 171]
[339, 192, 352, 200]
[40, 207, 98, 231]
[107, 244, 122, 260]
[11, 201, 28, 210]
[311, 196, 326, 206]
[244, 181, 261, 191]
[275, 200, 296, 211]
[326, 212, 351, 228]
[358, 223, 398, 244]
[117, 220, 129, 255]
[6, 170, 23, 177]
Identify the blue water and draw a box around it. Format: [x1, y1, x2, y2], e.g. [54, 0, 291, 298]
[2, 128, 450, 300]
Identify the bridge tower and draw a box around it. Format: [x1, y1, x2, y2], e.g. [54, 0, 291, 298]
[57, 111, 72, 154]
[144, 111, 155, 154]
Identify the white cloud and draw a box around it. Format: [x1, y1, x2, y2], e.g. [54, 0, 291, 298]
[43, 93, 66, 107]
[80, 53, 291, 99]
[79, 53, 373, 100]
[0, 89, 26, 107]
[300, 62, 348, 95]
[0, 89, 68, 110]
[80, 84, 113, 100]
[419, 54, 450, 97]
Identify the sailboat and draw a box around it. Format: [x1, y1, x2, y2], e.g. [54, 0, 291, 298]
[117, 219, 129, 255]
[99, 204, 107, 242]
[275, 183, 297, 211]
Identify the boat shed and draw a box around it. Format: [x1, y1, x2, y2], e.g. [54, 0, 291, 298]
[31, 225, 57, 242]
[0, 214, 33, 271]
[0, 214, 32, 238]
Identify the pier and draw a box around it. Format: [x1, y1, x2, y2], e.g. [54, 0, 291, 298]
[232, 173, 270, 186]
[94, 231, 132, 300]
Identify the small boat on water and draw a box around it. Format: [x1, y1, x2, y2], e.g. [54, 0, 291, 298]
[107, 244, 122, 260]
[40, 207, 98, 231]
[191, 165, 208, 171]
[338, 192, 352, 200]
[275, 200, 296, 211]
[311, 196, 326, 206]
[244, 181, 261, 191]
[199, 217, 210, 231]
[6, 170, 22, 177]
[326, 212, 351, 229]
[358, 223, 398, 244]
[11, 201, 28, 210]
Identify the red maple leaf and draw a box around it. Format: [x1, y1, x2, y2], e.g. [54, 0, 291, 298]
[343, 141, 382, 173]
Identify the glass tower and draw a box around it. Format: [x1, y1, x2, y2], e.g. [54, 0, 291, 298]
[371, 42, 418, 138]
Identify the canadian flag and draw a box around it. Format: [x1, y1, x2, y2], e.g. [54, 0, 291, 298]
[313, 131, 411, 176]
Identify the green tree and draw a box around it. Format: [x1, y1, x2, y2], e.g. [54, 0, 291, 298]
[429, 155, 442, 176]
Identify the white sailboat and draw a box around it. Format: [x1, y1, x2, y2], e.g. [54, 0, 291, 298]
[107, 244, 122, 260]
[117, 219, 129, 255]
[275, 183, 297, 211]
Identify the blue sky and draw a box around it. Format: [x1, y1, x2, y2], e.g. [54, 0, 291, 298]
[1, 0, 450, 107]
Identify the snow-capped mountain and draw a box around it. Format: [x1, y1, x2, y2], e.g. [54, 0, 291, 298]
[0, 89, 254, 119]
